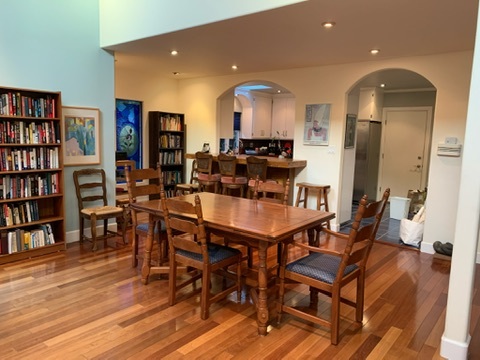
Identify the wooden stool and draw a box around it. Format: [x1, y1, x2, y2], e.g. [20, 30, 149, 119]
[295, 182, 331, 229]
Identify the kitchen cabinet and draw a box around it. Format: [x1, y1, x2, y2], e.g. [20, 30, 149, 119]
[271, 96, 295, 139]
[252, 95, 272, 138]
[358, 87, 384, 120]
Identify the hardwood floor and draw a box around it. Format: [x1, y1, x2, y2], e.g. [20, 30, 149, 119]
[0, 231, 477, 359]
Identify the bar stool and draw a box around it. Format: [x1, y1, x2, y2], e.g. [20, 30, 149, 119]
[195, 151, 221, 193]
[295, 182, 331, 229]
[218, 153, 248, 197]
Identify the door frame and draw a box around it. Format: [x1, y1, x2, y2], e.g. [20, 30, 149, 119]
[377, 106, 433, 199]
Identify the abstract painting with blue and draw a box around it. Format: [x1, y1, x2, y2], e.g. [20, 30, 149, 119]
[115, 99, 142, 169]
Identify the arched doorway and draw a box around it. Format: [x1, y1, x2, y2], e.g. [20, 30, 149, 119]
[217, 80, 295, 155]
[341, 68, 436, 240]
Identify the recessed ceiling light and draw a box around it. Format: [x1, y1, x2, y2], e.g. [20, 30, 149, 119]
[173, 72, 180, 75]
[170, 50, 178, 56]
[380, 83, 386, 88]
[321, 21, 336, 28]
[232, 65, 238, 70]
[370, 49, 380, 55]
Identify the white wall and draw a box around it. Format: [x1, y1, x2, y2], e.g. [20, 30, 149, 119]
[99, 0, 305, 47]
[0, 0, 115, 237]
[115, 67, 179, 168]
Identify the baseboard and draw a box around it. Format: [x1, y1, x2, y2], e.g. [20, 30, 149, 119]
[66, 223, 118, 244]
[440, 334, 470, 359]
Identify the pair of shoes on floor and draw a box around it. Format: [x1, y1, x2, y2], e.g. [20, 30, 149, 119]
[433, 241, 453, 256]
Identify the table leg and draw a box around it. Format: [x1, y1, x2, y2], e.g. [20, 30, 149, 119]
[256, 240, 269, 335]
[141, 213, 155, 285]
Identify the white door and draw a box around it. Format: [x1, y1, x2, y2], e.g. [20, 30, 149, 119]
[379, 107, 432, 198]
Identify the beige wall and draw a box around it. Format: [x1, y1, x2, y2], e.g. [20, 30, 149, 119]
[116, 50, 474, 255]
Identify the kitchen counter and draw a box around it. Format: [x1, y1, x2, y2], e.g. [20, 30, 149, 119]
[185, 153, 306, 169]
[185, 153, 307, 204]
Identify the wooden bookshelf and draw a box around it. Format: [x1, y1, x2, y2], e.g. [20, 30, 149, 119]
[148, 111, 185, 197]
[0, 86, 65, 264]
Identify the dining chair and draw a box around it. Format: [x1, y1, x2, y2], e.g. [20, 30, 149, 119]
[161, 191, 242, 320]
[246, 156, 276, 198]
[174, 159, 200, 195]
[217, 153, 248, 197]
[240, 176, 290, 268]
[277, 188, 390, 345]
[73, 168, 127, 251]
[195, 151, 221, 193]
[253, 175, 290, 204]
[115, 160, 136, 232]
[125, 163, 168, 270]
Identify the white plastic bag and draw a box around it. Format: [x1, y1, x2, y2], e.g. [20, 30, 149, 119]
[400, 219, 424, 245]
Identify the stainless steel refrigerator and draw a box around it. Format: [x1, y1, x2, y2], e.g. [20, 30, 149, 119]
[353, 120, 382, 202]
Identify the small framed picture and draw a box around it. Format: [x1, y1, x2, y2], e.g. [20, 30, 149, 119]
[344, 113, 357, 149]
[62, 106, 100, 165]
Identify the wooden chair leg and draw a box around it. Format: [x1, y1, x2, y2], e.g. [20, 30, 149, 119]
[91, 213, 97, 251]
[132, 234, 139, 268]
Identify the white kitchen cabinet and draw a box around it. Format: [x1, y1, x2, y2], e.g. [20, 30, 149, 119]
[252, 94, 272, 138]
[271, 95, 295, 139]
[358, 87, 384, 120]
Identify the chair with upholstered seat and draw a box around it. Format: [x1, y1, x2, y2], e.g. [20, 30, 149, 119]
[277, 188, 390, 345]
[217, 153, 248, 197]
[241, 176, 290, 268]
[73, 168, 127, 251]
[246, 156, 276, 198]
[195, 151, 221, 193]
[174, 159, 200, 195]
[125, 163, 168, 270]
[161, 190, 242, 319]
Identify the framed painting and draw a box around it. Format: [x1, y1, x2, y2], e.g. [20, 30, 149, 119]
[303, 103, 331, 146]
[344, 113, 357, 149]
[116, 99, 142, 169]
[62, 106, 100, 166]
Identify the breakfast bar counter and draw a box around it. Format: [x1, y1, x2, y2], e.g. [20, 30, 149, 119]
[185, 153, 307, 203]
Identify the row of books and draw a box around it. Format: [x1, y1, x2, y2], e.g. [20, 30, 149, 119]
[0, 173, 59, 200]
[0, 120, 59, 144]
[0, 223, 55, 254]
[163, 170, 182, 185]
[159, 150, 183, 165]
[159, 115, 182, 131]
[0, 147, 59, 171]
[0, 92, 56, 118]
[159, 134, 182, 149]
[1, 200, 40, 226]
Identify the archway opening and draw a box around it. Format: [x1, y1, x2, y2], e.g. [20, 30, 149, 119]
[217, 80, 295, 157]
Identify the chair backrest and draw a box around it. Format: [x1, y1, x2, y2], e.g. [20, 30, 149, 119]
[160, 190, 208, 256]
[253, 175, 290, 205]
[124, 164, 163, 204]
[189, 159, 199, 184]
[338, 188, 390, 279]
[73, 168, 109, 210]
[217, 153, 239, 179]
[195, 151, 214, 176]
[246, 156, 268, 182]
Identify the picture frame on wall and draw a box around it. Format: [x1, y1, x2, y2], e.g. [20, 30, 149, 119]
[115, 99, 142, 169]
[62, 106, 100, 166]
[344, 113, 357, 149]
[303, 103, 331, 146]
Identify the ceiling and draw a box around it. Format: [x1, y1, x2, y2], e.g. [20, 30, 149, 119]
[110, 0, 478, 92]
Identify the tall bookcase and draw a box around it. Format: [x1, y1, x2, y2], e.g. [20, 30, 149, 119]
[148, 111, 185, 197]
[0, 86, 65, 264]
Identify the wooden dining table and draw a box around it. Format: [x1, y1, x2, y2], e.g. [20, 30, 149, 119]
[130, 192, 335, 336]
